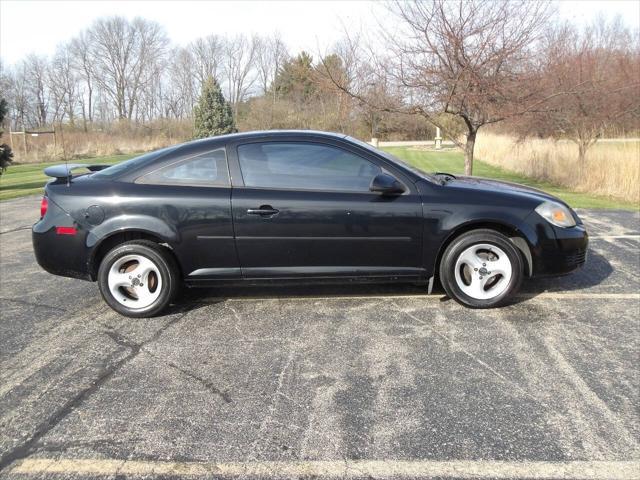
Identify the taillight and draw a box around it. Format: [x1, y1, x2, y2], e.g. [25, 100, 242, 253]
[40, 196, 48, 218]
[55, 226, 77, 235]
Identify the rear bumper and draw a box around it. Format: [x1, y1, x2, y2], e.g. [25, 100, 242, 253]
[32, 218, 92, 281]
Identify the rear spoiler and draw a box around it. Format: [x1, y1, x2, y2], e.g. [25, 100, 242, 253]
[44, 163, 109, 180]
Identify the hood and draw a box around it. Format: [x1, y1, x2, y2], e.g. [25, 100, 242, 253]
[445, 175, 564, 205]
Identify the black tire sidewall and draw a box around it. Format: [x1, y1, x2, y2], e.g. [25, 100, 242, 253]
[440, 231, 523, 308]
[98, 242, 176, 317]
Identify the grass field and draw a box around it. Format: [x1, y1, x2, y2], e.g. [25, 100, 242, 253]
[474, 134, 639, 205]
[0, 154, 135, 201]
[0, 148, 636, 209]
[384, 147, 637, 210]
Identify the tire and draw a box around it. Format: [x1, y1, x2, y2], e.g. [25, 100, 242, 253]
[97, 240, 179, 318]
[439, 229, 524, 308]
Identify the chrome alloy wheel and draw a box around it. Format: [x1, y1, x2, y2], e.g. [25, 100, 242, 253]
[107, 254, 163, 309]
[453, 243, 513, 300]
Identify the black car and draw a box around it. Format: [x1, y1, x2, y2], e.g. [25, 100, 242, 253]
[32, 130, 588, 317]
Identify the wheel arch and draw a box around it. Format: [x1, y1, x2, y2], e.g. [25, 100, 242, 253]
[432, 221, 533, 287]
[88, 230, 182, 281]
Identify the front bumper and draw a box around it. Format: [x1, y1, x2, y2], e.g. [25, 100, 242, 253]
[532, 222, 589, 276]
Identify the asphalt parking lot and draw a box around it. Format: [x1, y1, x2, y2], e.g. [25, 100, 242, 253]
[0, 195, 638, 479]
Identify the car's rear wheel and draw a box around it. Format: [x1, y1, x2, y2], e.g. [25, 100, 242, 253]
[98, 240, 179, 317]
[439, 229, 524, 308]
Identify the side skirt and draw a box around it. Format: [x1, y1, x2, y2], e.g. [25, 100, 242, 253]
[185, 274, 428, 288]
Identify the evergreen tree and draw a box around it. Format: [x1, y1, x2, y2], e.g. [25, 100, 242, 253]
[0, 98, 14, 175]
[272, 51, 316, 100]
[193, 77, 236, 138]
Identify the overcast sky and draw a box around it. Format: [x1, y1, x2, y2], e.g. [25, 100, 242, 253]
[1, 0, 639, 65]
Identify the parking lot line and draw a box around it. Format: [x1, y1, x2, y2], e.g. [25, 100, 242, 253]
[519, 292, 640, 299]
[9, 457, 640, 479]
[590, 235, 640, 240]
[221, 293, 640, 302]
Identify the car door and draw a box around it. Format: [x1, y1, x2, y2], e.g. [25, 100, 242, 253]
[229, 139, 425, 279]
[135, 147, 240, 280]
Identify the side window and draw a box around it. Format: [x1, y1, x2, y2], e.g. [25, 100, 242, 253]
[237, 142, 381, 192]
[137, 148, 229, 187]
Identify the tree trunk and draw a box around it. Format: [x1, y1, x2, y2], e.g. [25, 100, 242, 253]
[578, 140, 588, 164]
[87, 83, 93, 123]
[577, 138, 590, 178]
[464, 130, 477, 176]
[81, 103, 87, 133]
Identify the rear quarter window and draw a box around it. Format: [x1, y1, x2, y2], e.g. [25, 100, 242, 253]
[93, 146, 179, 179]
[136, 148, 229, 187]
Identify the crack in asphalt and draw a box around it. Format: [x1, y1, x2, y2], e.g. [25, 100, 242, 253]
[30, 438, 134, 455]
[103, 329, 142, 353]
[140, 344, 232, 404]
[0, 226, 31, 235]
[0, 312, 188, 472]
[165, 359, 233, 404]
[247, 347, 298, 460]
[0, 297, 67, 313]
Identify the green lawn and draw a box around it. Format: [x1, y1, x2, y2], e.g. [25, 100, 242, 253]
[0, 154, 135, 201]
[384, 147, 637, 210]
[0, 148, 635, 209]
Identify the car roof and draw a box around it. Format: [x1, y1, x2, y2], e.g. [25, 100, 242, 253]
[178, 130, 349, 149]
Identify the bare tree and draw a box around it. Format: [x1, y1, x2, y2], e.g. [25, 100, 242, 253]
[394, 1, 561, 174]
[165, 47, 199, 118]
[224, 34, 258, 119]
[24, 54, 50, 127]
[255, 34, 288, 95]
[49, 44, 79, 125]
[327, 0, 555, 175]
[253, 34, 289, 127]
[10, 6, 637, 161]
[1, 63, 25, 130]
[533, 17, 640, 166]
[69, 31, 95, 130]
[189, 35, 225, 86]
[87, 16, 169, 120]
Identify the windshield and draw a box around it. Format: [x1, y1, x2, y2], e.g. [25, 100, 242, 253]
[346, 136, 438, 183]
[93, 145, 179, 179]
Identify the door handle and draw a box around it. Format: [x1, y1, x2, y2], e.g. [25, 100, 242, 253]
[247, 206, 279, 216]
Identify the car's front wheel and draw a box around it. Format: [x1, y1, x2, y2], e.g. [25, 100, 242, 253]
[439, 229, 524, 308]
[98, 240, 179, 317]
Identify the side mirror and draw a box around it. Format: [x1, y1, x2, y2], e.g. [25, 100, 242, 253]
[370, 173, 405, 195]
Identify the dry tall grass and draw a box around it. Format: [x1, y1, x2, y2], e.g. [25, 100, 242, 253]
[475, 133, 640, 204]
[10, 122, 639, 204]
[10, 120, 192, 163]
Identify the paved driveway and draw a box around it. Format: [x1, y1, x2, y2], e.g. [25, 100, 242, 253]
[0, 196, 638, 479]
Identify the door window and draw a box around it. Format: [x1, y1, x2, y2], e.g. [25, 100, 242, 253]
[138, 148, 229, 187]
[237, 142, 381, 192]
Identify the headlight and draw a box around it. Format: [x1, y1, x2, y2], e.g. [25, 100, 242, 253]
[535, 201, 576, 228]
